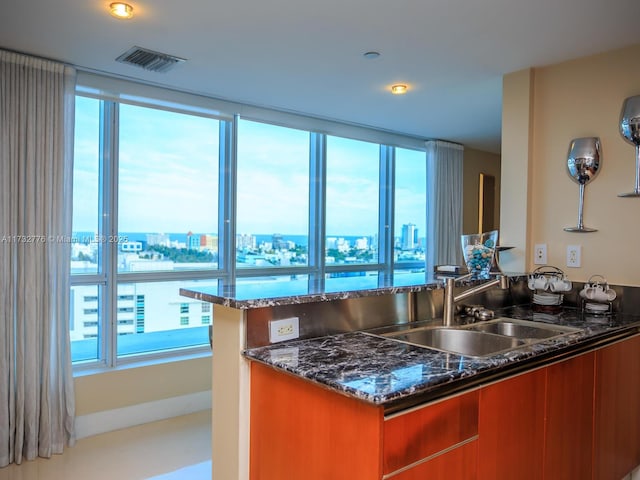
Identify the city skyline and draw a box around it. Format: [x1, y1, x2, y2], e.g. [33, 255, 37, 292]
[70, 226, 426, 249]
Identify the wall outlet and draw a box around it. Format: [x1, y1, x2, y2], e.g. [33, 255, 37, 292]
[566, 245, 582, 268]
[269, 317, 300, 343]
[534, 243, 548, 265]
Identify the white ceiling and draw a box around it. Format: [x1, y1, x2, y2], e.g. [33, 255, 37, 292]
[1, 0, 639, 153]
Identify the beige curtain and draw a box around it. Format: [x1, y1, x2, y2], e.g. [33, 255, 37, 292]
[0, 49, 76, 466]
[425, 139, 464, 270]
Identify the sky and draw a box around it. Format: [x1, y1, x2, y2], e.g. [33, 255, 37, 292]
[73, 97, 427, 238]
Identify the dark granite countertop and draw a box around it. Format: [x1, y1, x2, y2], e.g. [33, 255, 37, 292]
[243, 305, 640, 413]
[179, 273, 443, 309]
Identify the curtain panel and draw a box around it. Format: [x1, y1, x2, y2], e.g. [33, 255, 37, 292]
[425, 139, 464, 271]
[0, 49, 76, 466]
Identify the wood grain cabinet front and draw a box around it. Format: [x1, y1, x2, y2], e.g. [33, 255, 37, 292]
[544, 351, 595, 479]
[383, 390, 479, 478]
[250, 362, 383, 480]
[593, 334, 640, 480]
[477, 368, 546, 480]
[249, 362, 478, 480]
[389, 440, 478, 480]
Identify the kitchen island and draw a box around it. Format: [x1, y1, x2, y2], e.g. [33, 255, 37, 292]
[180, 276, 640, 480]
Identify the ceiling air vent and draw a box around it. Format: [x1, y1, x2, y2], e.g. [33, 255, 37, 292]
[115, 46, 186, 73]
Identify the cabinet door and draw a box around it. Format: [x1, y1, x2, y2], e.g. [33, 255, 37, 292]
[544, 352, 595, 479]
[477, 368, 546, 480]
[594, 334, 640, 480]
[392, 440, 477, 480]
[250, 362, 383, 480]
[383, 390, 478, 475]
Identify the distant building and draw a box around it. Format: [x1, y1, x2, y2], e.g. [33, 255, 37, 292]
[199, 234, 218, 251]
[355, 237, 368, 250]
[236, 233, 256, 250]
[327, 237, 350, 252]
[146, 233, 170, 246]
[401, 223, 418, 250]
[69, 283, 211, 341]
[186, 231, 200, 250]
[272, 233, 288, 250]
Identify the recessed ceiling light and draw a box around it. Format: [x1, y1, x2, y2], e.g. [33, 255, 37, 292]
[363, 51, 381, 59]
[110, 2, 134, 19]
[391, 84, 408, 95]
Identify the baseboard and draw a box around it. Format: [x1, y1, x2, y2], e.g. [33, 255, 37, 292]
[74, 390, 211, 439]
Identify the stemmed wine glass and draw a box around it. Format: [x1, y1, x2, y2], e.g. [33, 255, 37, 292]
[564, 137, 601, 232]
[619, 95, 640, 197]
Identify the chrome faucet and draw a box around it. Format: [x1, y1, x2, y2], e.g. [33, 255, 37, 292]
[442, 274, 510, 326]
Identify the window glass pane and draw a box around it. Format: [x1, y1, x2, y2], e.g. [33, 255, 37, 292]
[118, 104, 219, 273]
[234, 275, 310, 299]
[71, 96, 101, 275]
[325, 272, 379, 292]
[326, 136, 379, 265]
[116, 280, 218, 357]
[394, 148, 426, 265]
[236, 120, 309, 268]
[70, 284, 101, 363]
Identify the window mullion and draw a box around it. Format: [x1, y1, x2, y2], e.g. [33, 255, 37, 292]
[308, 132, 326, 291]
[218, 117, 237, 289]
[101, 100, 119, 368]
[378, 145, 395, 286]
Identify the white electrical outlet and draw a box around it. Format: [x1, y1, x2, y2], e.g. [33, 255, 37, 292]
[534, 243, 548, 265]
[269, 317, 300, 343]
[566, 245, 582, 268]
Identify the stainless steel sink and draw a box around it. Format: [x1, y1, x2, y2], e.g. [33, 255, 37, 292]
[377, 318, 582, 358]
[462, 318, 581, 341]
[384, 328, 525, 357]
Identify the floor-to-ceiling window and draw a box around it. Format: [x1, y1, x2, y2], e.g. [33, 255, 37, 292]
[393, 146, 428, 285]
[70, 96, 222, 366]
[70, 76, 429, 369]
[236, 119, 310, 269]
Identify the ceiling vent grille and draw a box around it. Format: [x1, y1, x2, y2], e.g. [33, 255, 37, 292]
[115, 46, 186, 73]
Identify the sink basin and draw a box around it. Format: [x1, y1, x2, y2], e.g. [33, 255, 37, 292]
[462, 318, 581, 342]
[377, 318, 582, 358]
[383, 328, 526, 357]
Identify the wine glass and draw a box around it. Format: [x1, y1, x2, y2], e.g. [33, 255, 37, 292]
[564, 137, 601, 232]
[618, 95, 640, 197]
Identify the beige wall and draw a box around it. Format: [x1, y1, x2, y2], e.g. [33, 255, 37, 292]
[499, 69, 535, 273]
[74, 356, 211, 416]
[501, 43, 640, 285]
[463, 148, 501, 235]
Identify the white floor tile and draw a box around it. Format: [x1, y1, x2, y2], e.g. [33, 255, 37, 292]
[0, 410, 211, 480]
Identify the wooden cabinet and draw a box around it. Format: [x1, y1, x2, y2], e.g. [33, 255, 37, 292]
[544, 351, 595, 479]
[250, 362, 478, 480]
[477, 368, 546, 480]
[383, 390, 478, 479]
[593, 334, 640, 480]
[391, 440, 477, 480]
[250, 362, 382, 480]
[249, 333, 640, 480]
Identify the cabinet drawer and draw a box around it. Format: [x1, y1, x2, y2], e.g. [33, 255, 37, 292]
[383, 390, 479, 474]
[387, 440, 477, 480]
